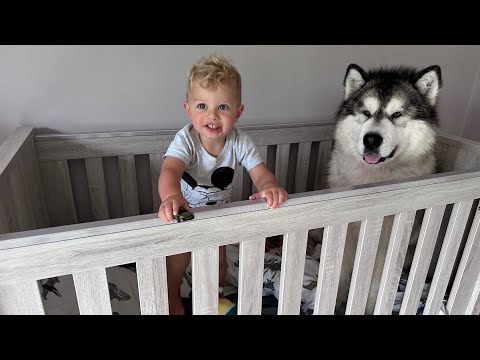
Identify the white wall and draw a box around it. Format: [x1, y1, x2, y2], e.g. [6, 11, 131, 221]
[1, 45, 479, 145]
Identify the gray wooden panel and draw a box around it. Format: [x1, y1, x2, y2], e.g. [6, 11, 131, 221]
[315, 140, 332, 190]
[85, 158, 109, 221]
[346, 217, 384, 315]
[149, 153, 163, 213]
[137, 257, 169, 315]
[2, 172, 480, 285]
[237, 237, 265, 315]
[424, 200, 473, 315]
[447, 205, 480, 314]
[231, 162, 244, 202]
[374, 211, 416, 315]
[118, 155, 139, 217]
[39, 160, 77, 227]
[400, 205, 446, 315]
[466, 273, 480, 315]
[277, 230, 309, 315]
[314, 223, 348, 315]
[252, 145, 268, 194]
[191, 247, 218, 315]
[72, 268, 112, 315]
[275, 144, 290, 189]
[437, 132, 480, 155]
[0, 127, 48, 233]
[294, 142, 311, 194]
[35, 124, 336, 161]
[0, 281, 45, 315]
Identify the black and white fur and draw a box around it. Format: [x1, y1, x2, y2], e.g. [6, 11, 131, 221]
[328, 64, 442, 314]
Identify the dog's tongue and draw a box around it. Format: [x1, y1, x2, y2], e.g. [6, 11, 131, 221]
[364, 153, 381, 164]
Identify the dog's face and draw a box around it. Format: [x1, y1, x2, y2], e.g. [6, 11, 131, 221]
[334, 64, 442, 166]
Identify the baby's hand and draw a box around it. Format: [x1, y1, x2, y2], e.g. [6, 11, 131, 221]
[249, 186, 288, 209]
[158, 194, 191, 222]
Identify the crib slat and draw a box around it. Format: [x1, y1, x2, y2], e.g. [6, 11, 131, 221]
[149, 153, 163, 213]
[39, 160, 78, 226]
[447, 205, 480, 314]
[400, 205, 446, 315]
[314, 223, 348, 315]
[275, 144, 290, 189]
[374, 211, 416, 315]
[192, 247, 218, 315]
[423, 200, 473, 315]
[231, 162, 244, 202]
[85, 158, 109, 221]
[346, 217, 384, 315]
[315, 140, 332, 190]
[73, 269, 112, 315]
[0, 281, 45, 315]
[137, 257, 169, 315]
[118, 155, 139, 217]
[466, 275, 480, 315]
[277, 230, 309, 315]
[237, 237, 266, 315]
[252, 146, 268, 194]
[294, 142, 311, 194]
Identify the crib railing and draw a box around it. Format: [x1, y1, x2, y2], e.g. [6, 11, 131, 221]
[0, 170, 479, 314]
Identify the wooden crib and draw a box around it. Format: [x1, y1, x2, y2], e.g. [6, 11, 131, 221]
[0, 122, 479, 315]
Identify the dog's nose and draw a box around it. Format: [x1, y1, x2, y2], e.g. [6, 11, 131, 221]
[363, 133, 383, 150]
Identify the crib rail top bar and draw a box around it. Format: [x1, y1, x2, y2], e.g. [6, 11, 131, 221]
[1, 169, 479, 285]
[1, 169, 479, 251]
[33, 121, 337, 141]
[0, 127, 34, 175]
[438, 132, 480, 153]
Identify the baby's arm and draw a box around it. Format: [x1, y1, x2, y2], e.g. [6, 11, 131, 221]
[158, 156, 190, 222]
[248, 162, 288, 208]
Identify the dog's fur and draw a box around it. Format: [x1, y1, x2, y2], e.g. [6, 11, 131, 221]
[327, 63, 442, 314]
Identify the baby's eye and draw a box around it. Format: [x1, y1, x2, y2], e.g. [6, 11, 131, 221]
[197, 103, 206, 110]
[363, 110, 371, 117]
[392, 111, 402, 119]
[218, 104, 229, 111]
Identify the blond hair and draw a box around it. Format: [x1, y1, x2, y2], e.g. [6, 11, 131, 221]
[186, 53, 242, 103]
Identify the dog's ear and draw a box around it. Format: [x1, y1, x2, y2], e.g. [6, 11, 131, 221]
[344, 64, 367, 99]
[414, 65, 442, 106]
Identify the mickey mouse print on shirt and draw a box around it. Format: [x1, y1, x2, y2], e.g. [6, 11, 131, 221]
[180, 166, 234, 208]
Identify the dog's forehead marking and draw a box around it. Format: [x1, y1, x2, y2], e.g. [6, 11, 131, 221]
[385, 98, 405, 114]
[363, 97, 379, 113]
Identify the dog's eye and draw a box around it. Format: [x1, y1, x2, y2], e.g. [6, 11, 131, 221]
[363, 110, 371, 117]
[392, 111, 402, 119]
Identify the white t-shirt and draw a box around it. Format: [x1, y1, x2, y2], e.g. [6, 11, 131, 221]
[163, 124, 264, 208]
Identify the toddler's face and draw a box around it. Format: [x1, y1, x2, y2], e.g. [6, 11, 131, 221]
[184, 80, 244, 143]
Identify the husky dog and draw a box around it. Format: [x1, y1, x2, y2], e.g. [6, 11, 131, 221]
[328, 64, 442, 314]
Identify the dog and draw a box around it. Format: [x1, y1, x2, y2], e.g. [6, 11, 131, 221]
[326, 63, 442, 314]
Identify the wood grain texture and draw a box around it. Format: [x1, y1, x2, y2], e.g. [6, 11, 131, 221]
[277, 230, 309, 315]
[400, 206, 446, 315]
[85, 158, 109, 221]
[118, 155, 139, 217]
[0, 280, 45, 314]
[237, 237, 265, 315]
[314, 223, 348, 315]
[72, 268, 112, 315]
[149, 153, 163, 213]
[447, 205, 480, 314]
[1, 173, 480, 286]
[39, 160, 77, 227]
[137, 257, 169, 315]
[374, 211, 416, 315]
[424, 200, 473, 314]
[191, 247, 218, 315]
[346, 217, 384, 315]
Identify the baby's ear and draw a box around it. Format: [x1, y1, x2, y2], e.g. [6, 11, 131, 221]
[343, 64, 367, 99]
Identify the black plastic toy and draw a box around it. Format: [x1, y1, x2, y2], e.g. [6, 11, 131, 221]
[174, 207, 194, 223]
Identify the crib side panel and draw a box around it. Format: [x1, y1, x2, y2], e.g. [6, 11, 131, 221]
[436, 133, 480, 172]
[34, 124, 336, 223]
[0, 128, 49, 234]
